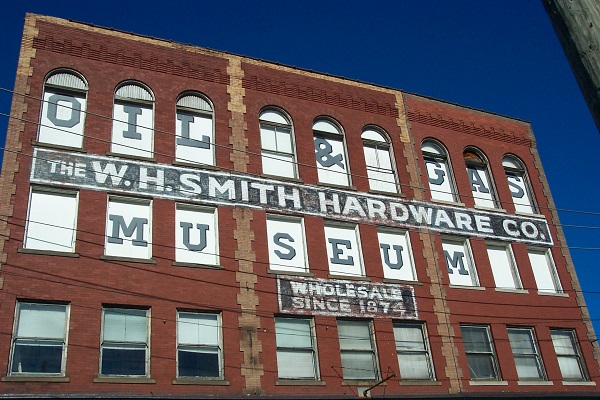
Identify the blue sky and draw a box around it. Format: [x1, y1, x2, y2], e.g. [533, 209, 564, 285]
[1, 2, 600, 335]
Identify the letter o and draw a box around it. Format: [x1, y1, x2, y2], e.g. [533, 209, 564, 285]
[521, 221, 539, 239]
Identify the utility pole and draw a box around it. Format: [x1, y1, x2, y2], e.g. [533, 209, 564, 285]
[542, 0, 600, 132]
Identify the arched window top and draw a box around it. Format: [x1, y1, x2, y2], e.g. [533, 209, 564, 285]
[45, 70, 87, 91]
[463, 148, 488, 165]
[177, 93, 212, 113]
[361, 127, 389, 143]
[313, 118, 342, 135]
[502, 154, 525, 171]
[260, 109, 290, 125]
[422, 139, 447, 156]
[115, 82, 154, 102]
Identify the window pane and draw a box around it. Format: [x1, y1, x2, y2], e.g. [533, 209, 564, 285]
[508, 330, 535, 353]
[178, 347, 220, 377]
[551, 331, 576, 355]
[101, 345, 146, 375]
[394, 325, 425, 351]
[260, 125, 277, 151]
[462, 327, 491, 353]
[514, 355, 543, 379]
[25, 191, 78, 252]
[338, 321, 372, 350]
[178, 313, 218, 346]
[466, 354, 496, 379]
[262, 152, 295, 178]
[103, 309, 147, 343]
[276, 319, 312, 348]
[277, 349, 315, 379]
[341, 351, 376, 380]
[363, 146, 378, 167]
[17, 303, 67, 339]
[557, 356, 584, 380]
[276, 127, 293, 153]
[11, 341, 63, 373]
[398, 353, 430, 380]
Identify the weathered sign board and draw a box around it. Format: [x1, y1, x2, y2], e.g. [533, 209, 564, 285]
[277, 276, 418, 319]
[30, 148, 553, 245]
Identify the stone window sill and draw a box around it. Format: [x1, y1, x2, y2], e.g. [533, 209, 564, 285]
[267, 269, 314, 277]
[399, 380, 441, 386]
[172, 160, 219, 170]
[18, 247, 79, 258]
[32, 141, 87, 153]
[94, 376, 156, 384]
[106, 152, 157, 163]
[100, 255, 157, 264]
[2, 375, 70, 383]
[328, 274, 370, 282]
[561, 380, 596, 386]
[449, 284, 485, 291]
[172, 378, 230, 385]
[469, 380, 508, 386]
[517, 380, 553, 386]
[172, 261, 224, 270]
[276, 379, 325, 386]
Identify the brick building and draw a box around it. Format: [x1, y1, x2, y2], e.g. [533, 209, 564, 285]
[0, 13, 598, 399]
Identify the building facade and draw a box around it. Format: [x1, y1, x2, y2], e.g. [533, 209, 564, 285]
[0, 13, 598, 399]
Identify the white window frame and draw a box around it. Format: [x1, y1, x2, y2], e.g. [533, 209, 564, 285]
[464, 148, 498, 209]
[527, 247, 562, 294]
[442, 237, 479, 287]
[38, 70, 88, 149]
[275, 317, 320, 380]
[9, 302, 69, 376]
[313, 118, 351, 187]
[104, 196, 152, 260]
[460, 325, 501, 381]
[175, 204, 219, 266]
[337, 319, 379, 380]
[422, 139, 458, 203]
[100, 307, 150, 377]
[266, 215, 309, 274]
[486, 242, 522, 290]
[503, 154, 537, 214]
[324, 222, 365, 278]
[175, 93, 215, 166]
[550, 329, 588, 381]
[260, 108, 297, 179]
[24, 187, 79, 253]
[111, 81, 155, 158]
[361, 127, 399, 193]
[377, 229, 417, 281]
[507, 327, 546, 381]
[176, 311, 223, 379]
[393, 322, 435, 380]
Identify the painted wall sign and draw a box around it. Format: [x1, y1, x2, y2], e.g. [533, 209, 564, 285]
[30, 148, 553, 245]
[277, 276, 418, 319]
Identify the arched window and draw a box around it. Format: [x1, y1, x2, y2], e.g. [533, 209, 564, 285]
[503, 155, 536, 214]
[361, 127, 398, 193]
[464, 148, 497, 208]
[313, 118, 350, 186]
[175, 93, 214, 166]
[259, 108, 296, 178]
[38, 70, 88, 148]
[111, 81, 154, 158]
[421, 140, 457, 202]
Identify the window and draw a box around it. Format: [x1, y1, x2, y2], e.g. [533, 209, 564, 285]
[24, 188, 78, 252]
[503, 155, 536, 214]
[362, 127, 398, 193]
[507, 327, 546, 380]
[105, 196, 152, 260]
[393, 323, 434, 380]
[324, 223, 364, 277]
[175, 204, 218, 266]
[422, 140, 457, 202]
[551, 329, 587, 381]
[100, 307, 149, 376]
[10, 302, 69, 375]
[527, 248, 562, 293]
[337, 320, 379, 380]
[460, 325, 500, 380]
[38, 70, 87, 148]
[177, 311, 222, 378]
[266, 215, 308, 274]
[111, 82, 154, 158]
[260, 109, 297, 178]
[175, 93, 215, 166]
[275, 317, 319, 380]
[486, 243, 522, 290]
[442, 237, 479, 287]
[377, 229, 416, 281]
[313, 118, 350, 186]
[464, 148, 497, 208]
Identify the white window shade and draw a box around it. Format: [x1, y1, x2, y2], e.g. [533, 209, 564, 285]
[324, 225, 364, 277]
[39, 90, 87, 148]
[487, 244, 520, 290]
[175, 206, 218, 265]
[528, 249, 561, 293]
[111, 102, 154, 158]
[17, 303, 67, 340]
[178, 313, 218, 346]
[267, 217, 308, 273]
[103, 309, 147, 343]
[25, 190, 78, 252]
[377, 230, 415, 281]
